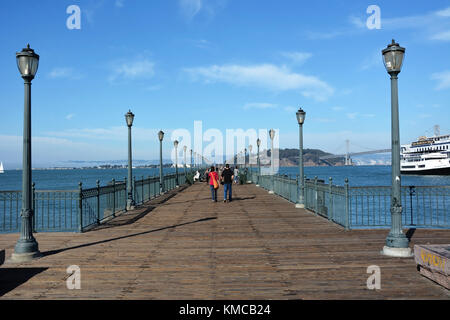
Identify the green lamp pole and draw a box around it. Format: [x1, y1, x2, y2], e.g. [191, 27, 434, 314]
[248, 145, 253, 183]
[296, 108, 306, 209]
[125, 110, 135, 210]
[158, 130, 165, 194]
[256, 138, 261, 186]
[11, 44, 41, 262]
[174, 140, 179, 187]
[183, 145, 187, 177]
[382, 40, 411, 257]
[190, 149, 193, 173]
[268, 129, 275, 194]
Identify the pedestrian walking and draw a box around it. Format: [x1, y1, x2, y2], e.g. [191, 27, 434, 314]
[208, 166, 219, 202]
[221, 164, 234, 202]
[234, 165, 239, 184]
[205, 167, 210, 184]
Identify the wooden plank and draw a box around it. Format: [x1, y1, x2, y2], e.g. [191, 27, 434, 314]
[0, 182, 449, 299]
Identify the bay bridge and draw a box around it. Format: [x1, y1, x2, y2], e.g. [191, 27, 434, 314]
[319, 140, 391, 166]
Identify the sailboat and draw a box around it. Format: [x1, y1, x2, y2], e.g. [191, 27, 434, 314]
[0, 162, 4, 174]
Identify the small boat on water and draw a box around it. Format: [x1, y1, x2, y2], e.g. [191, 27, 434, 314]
[0, 162, 3, 173]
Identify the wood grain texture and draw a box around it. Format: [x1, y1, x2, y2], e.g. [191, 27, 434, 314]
[0, 182, 449, 299]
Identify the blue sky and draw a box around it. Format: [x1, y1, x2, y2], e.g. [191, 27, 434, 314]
[1, 0, 450, 168]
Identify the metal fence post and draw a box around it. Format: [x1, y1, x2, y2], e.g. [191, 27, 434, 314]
[141, 175, 144, 204]
[328, 177, 333, 221]
[133, 176, 136, 205]
[147, 175, 151, 201]
[314, 176, 318, 214]
[112, 179, 116, 217]
[31, 182, 36, 233]
[78, 182, 83, 233]
[303, 175, 307, 208]
[96, 180, 100, 224]
[344, 178, 349, 230]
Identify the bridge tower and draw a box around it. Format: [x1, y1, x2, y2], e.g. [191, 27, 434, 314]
[344, 139, 352, 166]
[434, 125, 440, 137]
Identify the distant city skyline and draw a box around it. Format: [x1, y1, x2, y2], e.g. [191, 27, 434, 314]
[1, 1, 450, 168]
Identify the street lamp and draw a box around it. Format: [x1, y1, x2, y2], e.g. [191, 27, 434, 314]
[174, 140, 179, 187]
[125, 110, 135, 210]
[268, 129, 275, 194]
[296, 108, 306, 209]
[256, 138, 261, 186]
[158, 130, 165, 194]
[381, 39, 411, 257]
[183, 145, 187, 176]
[248, 145, 253, 183]
[11, 44, 41, 262]
[244, 148, 248, 170]
[190, 149, 193, 173]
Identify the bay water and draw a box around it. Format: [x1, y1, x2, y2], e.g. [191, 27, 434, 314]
[0, 166, 449, 191]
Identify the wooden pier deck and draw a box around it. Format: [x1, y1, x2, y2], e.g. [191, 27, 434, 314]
[0, 182, 449, 299]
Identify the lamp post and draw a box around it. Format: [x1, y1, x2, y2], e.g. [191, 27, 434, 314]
[125, 110, 135, 210]
[295, 108, 306, 209]
[248, 145, 253, 183]
[268, 129, 275, 194]
[158, 130, 164, 194]
[381, 39, 411, 257]
[256, 138, 261, 186]
[11, 44, 41, 262]
[244, 148, 247, 170]
[174, 140, 179, 187]
[190, 149, 193, 173]
[183, 145, 187, 176]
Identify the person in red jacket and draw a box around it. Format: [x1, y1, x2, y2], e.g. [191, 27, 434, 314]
[208, 166, 219, 202]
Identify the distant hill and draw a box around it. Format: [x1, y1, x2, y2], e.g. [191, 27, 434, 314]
[269, 148, 343, 167]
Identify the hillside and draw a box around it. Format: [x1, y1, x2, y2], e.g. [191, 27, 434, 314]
[269, 148, 343, 167]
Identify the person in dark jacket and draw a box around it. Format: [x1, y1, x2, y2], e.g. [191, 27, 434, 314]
[221, 164, 234, 202]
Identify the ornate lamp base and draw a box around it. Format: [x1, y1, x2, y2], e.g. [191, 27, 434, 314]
[382, 246, 413, 258]
[10, 251, 42, 263]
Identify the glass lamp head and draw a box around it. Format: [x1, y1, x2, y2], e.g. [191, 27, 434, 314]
[16, 44, 39, 80]
[296, 108, 306, 125]
[158, 130, 164, 141]
[125, 110, 135, 127]
[382, 39, 405, 75]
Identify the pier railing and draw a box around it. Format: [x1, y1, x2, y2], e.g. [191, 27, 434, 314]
[0, 171, 190, 234]
[249, 171, 450, 230]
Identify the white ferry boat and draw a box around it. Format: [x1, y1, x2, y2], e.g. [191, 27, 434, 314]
[401, 133, 450, 175]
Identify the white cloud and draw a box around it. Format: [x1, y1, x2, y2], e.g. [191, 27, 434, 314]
[65, 113, 75, 120]
[108, 58, 155, 83]
[184, 63, 334, 101]
[179, 0, 203, 20]
[430, 30, 450, 41]
[436, 7, 450, 17]
[280, 52, 312, 65]
[44, 126, 164, 143]
[431, 71, 450, 90]
[346, 112, 375, 120]
[49, 68, 83, 80]
[347, 112, 358, 120]
[179, 0, 227, 22]
[243, 103, 277, 110]
[283, 106, 297, 113]
[349, 15, 365, 29]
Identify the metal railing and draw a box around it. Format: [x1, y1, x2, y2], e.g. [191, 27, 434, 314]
[250, 171, 450, 230]
[0, 171, 189, 234]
